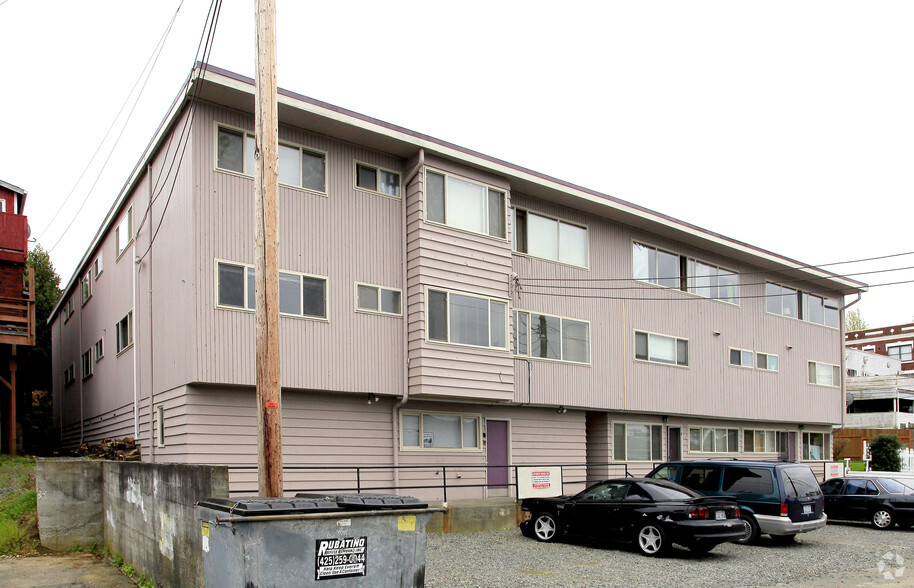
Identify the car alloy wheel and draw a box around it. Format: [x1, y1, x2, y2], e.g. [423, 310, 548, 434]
[734, 514, 759, 545]
[637, 524, 668, 557]
[533, 513, 557, 542]
[872, 509, 894, 530]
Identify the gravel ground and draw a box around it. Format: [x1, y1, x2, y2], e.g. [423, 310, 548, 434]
[425, 522, 914, 587]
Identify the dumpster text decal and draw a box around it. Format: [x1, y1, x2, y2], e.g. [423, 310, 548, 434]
[315, 536, 367, 580]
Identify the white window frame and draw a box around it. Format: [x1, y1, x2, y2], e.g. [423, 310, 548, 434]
[355, 282, 402, 316]
[757, 352, 779, 372]
[802, 432, 831, 461]
[425, 287, 508, 350]
[94, 253, 103, 279]
[729, 347, 754, 369]
[862, 345, 876, 353]
[215, 259, 329, 321]
[116, 311, 134, 355]
[94, 338, 104, 361]
[115, 206, 133, 260]
[743, 429, 786, 453]
[685, 257, 740, 305]
[64, 363, 75, 386]
[63, 298, 74, 323]
[808, 361, 841, 387]
[81, 348, 93, 380]
[354, 161, 401, 198]
[688, 427, 739, 453]
[80, 273, 92, 306]
[400, 411, 482, 452]
[613, 422, 663, 462]
[766, 281, 839, 329]
[634, 330, 689, 367]
[424, 169, 507, 240]
[512, 208, 589, 268]
[215, 124, 328, 195]
[632, 241, 682, 290]
[0, 199, 5, 213]
[512, 309, 591, 365]
[887, 342, 913, 362]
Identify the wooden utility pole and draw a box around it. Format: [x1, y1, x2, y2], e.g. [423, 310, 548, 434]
[254, 0, 283, 497]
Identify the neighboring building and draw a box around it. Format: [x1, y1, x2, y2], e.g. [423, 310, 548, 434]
[0, 179, 35, 454]
[846, 323, 914, 373]
[49, 65, 865, 497]
[845, 348, 912, 429]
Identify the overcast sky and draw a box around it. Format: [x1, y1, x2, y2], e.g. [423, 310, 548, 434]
[1, 1, 912, 327]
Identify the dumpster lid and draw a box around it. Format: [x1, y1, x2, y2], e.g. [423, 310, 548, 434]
[198, 496, 342, 516]
[295, 493, 428, 510]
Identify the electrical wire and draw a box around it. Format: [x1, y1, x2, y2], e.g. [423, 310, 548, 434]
[37, 1, 184, 250]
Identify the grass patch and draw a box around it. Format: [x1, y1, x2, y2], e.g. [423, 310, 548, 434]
[0, 455, 38, 554]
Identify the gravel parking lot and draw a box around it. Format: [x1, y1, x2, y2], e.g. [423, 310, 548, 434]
[425, 522, 914, 587]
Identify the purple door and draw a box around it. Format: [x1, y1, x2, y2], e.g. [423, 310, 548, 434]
[788, 432, 797, 461]
[486, 420, 509, 489]
[667, 427, 681, 461]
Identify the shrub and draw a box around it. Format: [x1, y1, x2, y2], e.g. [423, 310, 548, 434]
[869, 435, 903, 471]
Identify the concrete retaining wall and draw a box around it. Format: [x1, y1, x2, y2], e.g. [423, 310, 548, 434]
[36, 459, 228, 588]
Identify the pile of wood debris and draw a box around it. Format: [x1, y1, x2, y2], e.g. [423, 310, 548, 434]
[69, 437, 141, 461]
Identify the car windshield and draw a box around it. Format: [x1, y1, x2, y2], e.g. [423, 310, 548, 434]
[780, 467, 822, 498]
[881, 478, 914, 495]
[649, 465, 679, 481]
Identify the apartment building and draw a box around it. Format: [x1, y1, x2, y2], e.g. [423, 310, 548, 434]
[846, 323, 914, 374]
[49, 65, 865, 496]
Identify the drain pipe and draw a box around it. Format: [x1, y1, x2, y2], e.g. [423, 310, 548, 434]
[392, 148, 424, 491]
[839, 292, 862, 430]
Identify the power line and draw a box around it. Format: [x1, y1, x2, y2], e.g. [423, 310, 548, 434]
[38, 1, 184, 250]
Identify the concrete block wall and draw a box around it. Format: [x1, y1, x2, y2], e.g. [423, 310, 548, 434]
[36, 459, 228, 588]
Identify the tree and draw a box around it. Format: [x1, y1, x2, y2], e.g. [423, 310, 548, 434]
[869, 434, 902, 472]
[845, 308, 867, 332]
[19, 244, 61, 455]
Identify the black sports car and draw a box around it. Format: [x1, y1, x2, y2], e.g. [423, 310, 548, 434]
[519, 478, 745, 556]
[820, 476, 914, 529]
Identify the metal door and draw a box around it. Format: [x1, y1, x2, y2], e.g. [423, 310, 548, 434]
[486, 420, 509, 490]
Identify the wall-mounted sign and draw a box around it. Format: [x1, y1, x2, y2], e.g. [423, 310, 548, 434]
[517, 466, 563, 499]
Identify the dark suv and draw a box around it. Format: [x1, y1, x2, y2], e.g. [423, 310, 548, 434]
[646, 460, 827, 544]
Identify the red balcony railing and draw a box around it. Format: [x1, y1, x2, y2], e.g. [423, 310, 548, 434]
[0, 266, 35, 346]
[0, 213, 28, 264]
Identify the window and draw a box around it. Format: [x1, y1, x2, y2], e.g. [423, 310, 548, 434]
[635, 331, 688, 366]
[887, 343, 913, 362]
[116, 207, 133, 258]
[217, 126, 326, 192]
[64, 364, 75, 386]
[613, 423, 662, 461]
[743, 429, 787, 453]
[63, 298, 74, 323]
[679, 465, 721, 492]
[356, 283, 401, 316]
[689, 427, 738, 453]
[513, 209, 588, 267]
[426, 170, 506, 239]
[757, 352, 779, 371]
[401, 412, 480, 450]
[729, 348, 753, 368]
[81, 349, 93, 380]
[513, 310, 590, 364]
[721, 467, 774, 494]
[216, 261, 327, 319]
[116, 311, 133, 354]
[94, 253, 103, 279]
[808, 361, 840, 387]
[686, 259, 739, 304]
[802, 432, 830, 460]
[0, 199, 5, 213]
[81, 274, 92, 306]
[766, 282, 839, 328]
[156, 405, 165, 448]
[632, 243, 739, 303]
[633, 242, 681, 289]
[94, 338, 104, 361]
[355, 163, 401, 197]
[427, 289, 507, 349]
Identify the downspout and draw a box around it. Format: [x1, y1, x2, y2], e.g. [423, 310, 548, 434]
[392, 148, 424, 492]
[132, 240, 139, 440]
[147, 164, 155, 460]
[839, 293, 862, 432]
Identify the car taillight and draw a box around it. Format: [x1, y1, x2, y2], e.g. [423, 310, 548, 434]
[734, 507, 740, 518]
[780, 502, 789, 516]
[688, 506, 710, 519]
